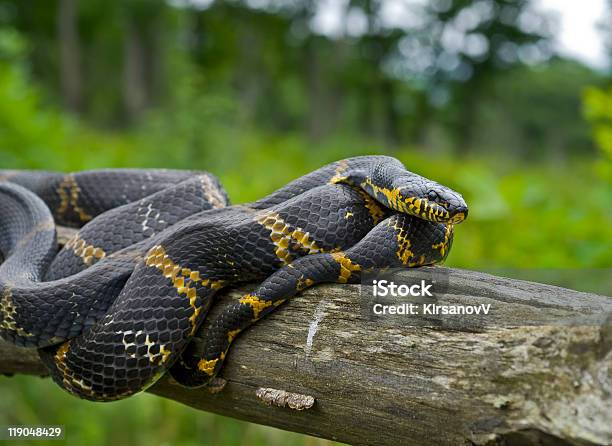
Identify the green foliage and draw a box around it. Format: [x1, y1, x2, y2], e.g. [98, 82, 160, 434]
[472, 59, 602, 158]
[0, 27, 138, 170]
[583, 85, 612, 181]
[3, 0, 589, 154]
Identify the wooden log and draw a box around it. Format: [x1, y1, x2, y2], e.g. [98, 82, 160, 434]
[1, 266, 610, 446]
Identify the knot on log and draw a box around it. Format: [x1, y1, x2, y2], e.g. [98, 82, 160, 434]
[255, 388, 315, 411]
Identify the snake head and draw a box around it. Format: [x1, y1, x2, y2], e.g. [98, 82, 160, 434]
[360, 173, 468, 224]
[400, 179, 468, 224]
[335, 156, 468, 224]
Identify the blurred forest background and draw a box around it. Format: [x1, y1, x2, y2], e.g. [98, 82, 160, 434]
[0, 0, 611, 445]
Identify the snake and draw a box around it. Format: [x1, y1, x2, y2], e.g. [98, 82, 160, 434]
[0, 156, 468, 401]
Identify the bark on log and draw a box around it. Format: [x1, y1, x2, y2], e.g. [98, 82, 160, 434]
[0, 228, 610, 445]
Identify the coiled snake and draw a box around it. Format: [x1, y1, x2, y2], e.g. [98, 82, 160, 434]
[0, 156, 467, 401]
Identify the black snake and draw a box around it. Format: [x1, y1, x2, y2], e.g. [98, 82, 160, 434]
[0, 156, 468, 401]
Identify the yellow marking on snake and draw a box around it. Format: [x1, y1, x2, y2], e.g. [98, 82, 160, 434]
[54, 342, 70, 366]
[65, 234, 106, 266]
[391, 221, 414, 265]
[53, 341, 86, 397]
[0, 287, 34, 337]
[144, 334, 172, 364]
[296, 277, 314, 291]
[256, 210, 328, 265]
[327, 163, 386, 224]
[239, 294, 273, 319]
[331, 252, 361, 283]
[227, 328, 241, 344]
[450, 212, 465, 224]
[57, 175, 93, 222]
[329, 159, 350, 184]
[199, 175, 226, 209]
[159, 347, 172, 366]
[354, 188, 385, 224]
[361, 177, 408, 213]
[145, 245, 224, 335]
[412, 198, 422, 213]
[197, 357, 220, 376]
[389, 219, 431, 267]
[119, 329, 171, 365]
[431, 224, 454, 258]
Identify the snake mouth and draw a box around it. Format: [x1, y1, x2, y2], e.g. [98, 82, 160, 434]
[401, 198, 468, 224]
[449, 210, 467, 224]
[423, 201, 451, 222]
[402, 198, 449, 223]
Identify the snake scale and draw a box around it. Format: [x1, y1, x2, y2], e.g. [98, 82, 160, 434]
[0, 156, 467, 401]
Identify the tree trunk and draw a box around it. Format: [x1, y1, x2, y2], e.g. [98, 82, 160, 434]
[57, 0, 82, 113]
[122, 17, 149, 122]
[305, 38, 326, 141]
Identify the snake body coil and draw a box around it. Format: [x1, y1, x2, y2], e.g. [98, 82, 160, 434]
[0, 156, 467, 401]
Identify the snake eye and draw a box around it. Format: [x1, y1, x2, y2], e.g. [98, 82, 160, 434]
[427, 190, 438, 201]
